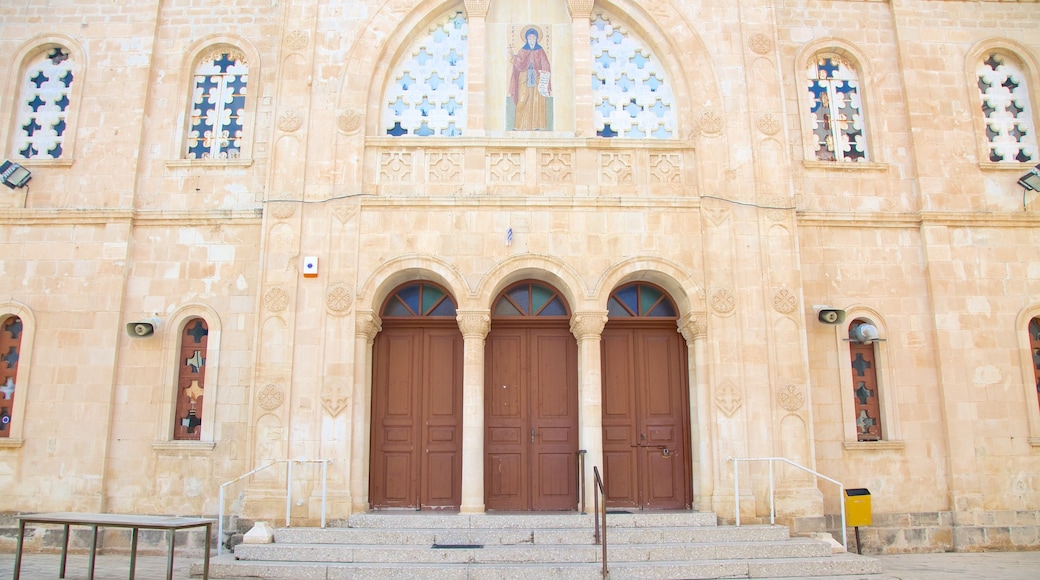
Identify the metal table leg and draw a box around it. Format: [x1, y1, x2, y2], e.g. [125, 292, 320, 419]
[166, 527, 176, 580]
[88, 524, 98, 580]
[203, 523, 212, 579]
[60, 523, 71, 579]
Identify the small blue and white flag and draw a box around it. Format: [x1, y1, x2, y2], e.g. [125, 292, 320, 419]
[506, 227, 513, 246]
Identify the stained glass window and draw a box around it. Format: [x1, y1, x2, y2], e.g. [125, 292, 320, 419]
[187, 51, 248, 159]
[383, 11, 468, 137]
[493, 282, 569, 317]
[14, 47, 74, 159]
[849, 319, 881, 441]
[607, 283, 677, 318]
[807, 54, 867, 162]
[977, 52, 1037, 163]
[0, 316, 22, 438]
[1029, 318, 1040, 417]
[382, 282, 457, 317]
[591, 13, 676, 139]
[175, 318, 208, 441]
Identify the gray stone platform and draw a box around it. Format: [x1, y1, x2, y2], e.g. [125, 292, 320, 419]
[193, 511, 882, 579]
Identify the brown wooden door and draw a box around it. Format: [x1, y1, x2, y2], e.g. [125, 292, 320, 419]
[485, 323, 578, 511]
[371, 323, 463, 509]
[602, 324, 691, 509]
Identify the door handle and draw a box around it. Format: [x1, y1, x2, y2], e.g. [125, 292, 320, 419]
[531, 428, 536, 444]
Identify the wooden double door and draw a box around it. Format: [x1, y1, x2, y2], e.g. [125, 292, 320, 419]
[370, 322, 463, 509]
[485, 323, 579, 511]
[601, 322, 691, 509]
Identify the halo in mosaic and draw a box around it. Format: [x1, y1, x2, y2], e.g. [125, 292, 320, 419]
[977, 52, 1037, 163]
[383, 11, 468, 137]
[590, 12, 676, 139]
[15, 46, 74, 159]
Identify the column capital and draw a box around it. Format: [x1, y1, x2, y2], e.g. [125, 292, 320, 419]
[567, 0, 595, 19]
[355, 310, 382, 341]
[570, 311, 608, 340]
[678, 311, 707, 343]
[456, 310, 491, 339]
[463, 0, 490, 19]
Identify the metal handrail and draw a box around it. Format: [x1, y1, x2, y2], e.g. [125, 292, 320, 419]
[217, 459, 331, 556]
[592, 466, 607, 579]
[578, 449, 587, 514]
[729, 456, 847, 551]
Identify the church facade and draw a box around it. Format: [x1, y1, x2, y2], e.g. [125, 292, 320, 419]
[1, 0, 1039, 553]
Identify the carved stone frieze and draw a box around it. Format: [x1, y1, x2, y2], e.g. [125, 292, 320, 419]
[748, 33, 773, 55]
[285, 30, 308, 51]
[429, 150, 464, 183]
[710, 287, 736, 316]
[263, 287, 290, 312]
[256, 383, 284, 411]
[456, 310, 491, 339]
[321, 378, 351, 417]
[757, 113, 782, 136]
[779, 383, 805, 412]
[600, 152, 634, 185]
[772, 288, 797, 315]
[699, 109, 723, 135]
[337, 110, 362, 135]
[678, 312, 707, 343]
[326, 283, 354, 315]
[380, 151, 413, 182]
[716, 379, 743, 417]
[540, 150, 574, 183]
[488, 151, 522, 183]
[356, 311, 382, 340]
[277, 110, 303, 133]
[570, 311, 608, 340]
[650, 152, 682, 184]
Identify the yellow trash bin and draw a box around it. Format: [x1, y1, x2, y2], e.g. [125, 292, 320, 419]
[845, 488, 871, 527]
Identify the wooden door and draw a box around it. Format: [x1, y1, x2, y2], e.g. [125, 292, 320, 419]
[371, 324, 463, 509]
[485, 324, 578, 511]
[602, 324, 691, 510]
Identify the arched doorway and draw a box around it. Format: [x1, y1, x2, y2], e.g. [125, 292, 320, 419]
[370, 282, 463, 510]
[485, 281, 579, 511]
[601, 283, 692, 509]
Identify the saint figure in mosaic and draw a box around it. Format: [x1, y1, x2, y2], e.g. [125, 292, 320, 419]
[509, 26, 551, 130]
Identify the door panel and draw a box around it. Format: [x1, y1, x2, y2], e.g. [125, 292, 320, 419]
[602, 325, 691, 509]
[371, 325, 462, 510]
[486, 325, 578, 511]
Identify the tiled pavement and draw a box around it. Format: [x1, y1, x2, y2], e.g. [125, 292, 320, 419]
[3, 549, 1040, 579]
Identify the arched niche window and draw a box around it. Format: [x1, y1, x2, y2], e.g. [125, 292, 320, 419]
[848, 318, 882, 441]
[607, 283, 677, 318]
[976, 51, 1037, 164]
[186, 49, 249, 159]
[382, 282, 458, 317]
[492, 282, 569, 317]
[14, 45, 75, 159]
[590, 12, 677, 139]
[1028, 318, 1040, 417]
[806, 52, 868, 162]
[382, 11, 468, 137]
[174, 318, 209, 441]
[0, 316, 23, 437]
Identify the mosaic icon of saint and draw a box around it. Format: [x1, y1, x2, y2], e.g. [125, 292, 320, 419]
[509, 26, 551, 130]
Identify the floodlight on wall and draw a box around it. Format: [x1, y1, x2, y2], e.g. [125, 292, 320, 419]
[1019, 164, 1040, 192]
[0, 160, 31, 189]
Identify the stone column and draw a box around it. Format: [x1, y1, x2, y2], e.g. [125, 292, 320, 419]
[570, 311, 608, 506]
[456, 310, 491, 513]
[567, 0, 595, 134]
[349, 311, 381, 512]
[679, 312, 713, 512]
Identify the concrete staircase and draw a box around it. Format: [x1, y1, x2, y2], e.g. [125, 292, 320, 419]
[195, 511, 881, 579]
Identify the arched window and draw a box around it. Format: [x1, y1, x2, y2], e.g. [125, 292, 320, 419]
[1028, 318, 1040, 416]
[187, 49, 248, 159]
[175, 318, 209, 441]
[590, 12, 676, 139]
[492, 282, 569, 317]
[807, 52, 867, 162]
[382, 11, 468, 137]
[14, 46, 75, 159]
[849, 318, 882, 441]
[0, 316, 23, 437]
[977, 51, 1037, 163]
[382, 282, 457, 317]
[607, 283, 677, 318]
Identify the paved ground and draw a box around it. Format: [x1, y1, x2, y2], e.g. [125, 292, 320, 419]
[2, 550, 1040, 579]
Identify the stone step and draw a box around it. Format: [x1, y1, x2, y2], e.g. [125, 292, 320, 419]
[234, 537, 831, 564]
[274, 522, 790, 546]
[197, 553, 882, 579]
[341, 510, 719, 529]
